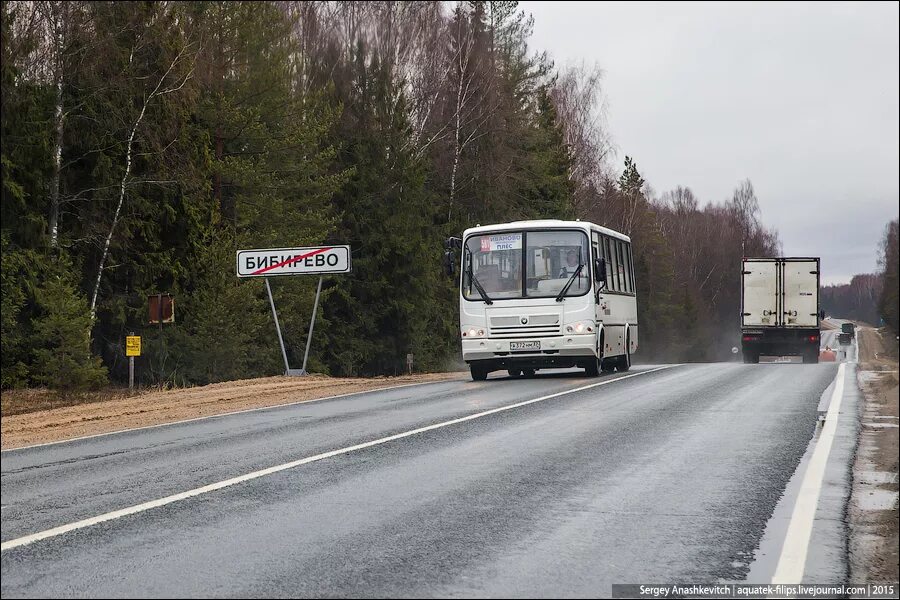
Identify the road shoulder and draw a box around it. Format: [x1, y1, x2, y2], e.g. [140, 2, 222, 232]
[0, 372, 465, 450]
[849, 327, 899, 585]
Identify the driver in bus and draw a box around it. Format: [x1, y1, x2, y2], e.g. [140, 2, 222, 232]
[558, 250, 581, 278]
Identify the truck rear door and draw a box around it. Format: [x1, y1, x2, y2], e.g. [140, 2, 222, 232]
[742, 260, 778, 327]
[782, 259, 819, 327]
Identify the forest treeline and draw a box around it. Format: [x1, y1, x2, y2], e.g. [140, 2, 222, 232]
[877, 219, 899, 333]
[3, 0, 853, 391]
[821, 275, 882, 326]
[819, 219, 898, 330]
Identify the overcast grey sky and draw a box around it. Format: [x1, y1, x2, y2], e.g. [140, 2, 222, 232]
[520, 1, 899, 285]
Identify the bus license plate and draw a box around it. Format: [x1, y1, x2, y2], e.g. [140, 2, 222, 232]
[510, 341, 540, 352]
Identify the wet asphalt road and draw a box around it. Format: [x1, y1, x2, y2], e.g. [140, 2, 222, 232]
[1, 362, 840, 597]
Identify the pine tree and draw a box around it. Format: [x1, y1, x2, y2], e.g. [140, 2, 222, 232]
[518, 85, 575, 219]
[31, 257, 108, 390]
[320, 44, 453, 375]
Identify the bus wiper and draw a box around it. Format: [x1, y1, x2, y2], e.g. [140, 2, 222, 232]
[556, 264, 584, 302]
[471, 274, 494, 305]
[465, 247, 493, 305]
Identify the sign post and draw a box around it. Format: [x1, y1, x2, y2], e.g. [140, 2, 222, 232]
[300, 276, 324, 375]
[265, 277, 291, 375]
[237, 246, 351, 376]
[126, 333, 141, 391]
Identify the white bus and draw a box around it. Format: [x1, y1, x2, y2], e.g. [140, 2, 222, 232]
[444, 220, 638, 381]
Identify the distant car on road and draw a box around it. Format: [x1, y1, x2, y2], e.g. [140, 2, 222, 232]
[838, 332, 852, 345]
[841, 322, 855, 338]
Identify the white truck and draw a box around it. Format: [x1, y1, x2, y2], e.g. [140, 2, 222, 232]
[740, 257, 825, 363]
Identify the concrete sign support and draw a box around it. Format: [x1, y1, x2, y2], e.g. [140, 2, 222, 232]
[240, 246, 351, 377]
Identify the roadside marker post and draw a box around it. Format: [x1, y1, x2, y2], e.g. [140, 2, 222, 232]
[125, 333, 141, 391]
[147, 293, 174, 386]
[238, 246, 351, 377]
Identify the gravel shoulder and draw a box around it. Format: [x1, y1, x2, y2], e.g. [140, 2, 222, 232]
[0, 372, 465, 450]
[849, 326, 899, 584]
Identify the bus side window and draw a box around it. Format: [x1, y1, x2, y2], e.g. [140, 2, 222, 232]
[614, 240, 624, 291]
[618, 240, 630, 293]
[605, 235, 619, 292]
[601, 235, 610, 289]
[626, 242, 635, 292]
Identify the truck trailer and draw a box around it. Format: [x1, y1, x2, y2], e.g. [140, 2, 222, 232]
[740, 257, 824, 364]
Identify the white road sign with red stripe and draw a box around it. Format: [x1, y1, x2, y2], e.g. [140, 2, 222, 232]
[236, 246, 351, 278]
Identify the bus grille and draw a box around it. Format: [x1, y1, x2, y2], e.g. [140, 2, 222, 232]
[489, 314, 561, 338]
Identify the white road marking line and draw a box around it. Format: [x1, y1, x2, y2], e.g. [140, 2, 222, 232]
[1, 378, 465, 453]
[0, 366, 676, 552]
[771, 362, 846, 584]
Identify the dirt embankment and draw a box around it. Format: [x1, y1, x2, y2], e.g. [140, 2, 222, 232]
[1, 372, 465, 450]
[849, 327, 899, 584]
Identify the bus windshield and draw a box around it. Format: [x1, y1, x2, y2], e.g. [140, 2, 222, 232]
[463, 230, 590, 300]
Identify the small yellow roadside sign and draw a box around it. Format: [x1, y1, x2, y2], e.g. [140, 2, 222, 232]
[126, 336, 141, 357]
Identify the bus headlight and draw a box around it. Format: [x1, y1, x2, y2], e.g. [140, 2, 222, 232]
[565, 320, 595, 334]
[462, 326, 486, 338]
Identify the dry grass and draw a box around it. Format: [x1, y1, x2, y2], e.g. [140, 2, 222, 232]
[1, 372, 466, 449]
[1, 387, 142, 416]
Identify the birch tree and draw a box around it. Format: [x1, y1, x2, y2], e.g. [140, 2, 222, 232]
[88, 38, 198, 321]
[15, 1, 84, 248]
[552, 62, 612, 217]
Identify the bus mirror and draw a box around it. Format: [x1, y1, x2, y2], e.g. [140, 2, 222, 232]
[443, 250, 455, 277]
[594, 257, 606, 283]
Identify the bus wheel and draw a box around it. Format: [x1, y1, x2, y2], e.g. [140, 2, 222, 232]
[508, 369, 522, 378]
[617, 335, 631, 372]
[522, 368, 536, 377]
[584, 356, 601, 377]
[471, 365, 489, 381]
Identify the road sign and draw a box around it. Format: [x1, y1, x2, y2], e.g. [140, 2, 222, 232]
[236, 246, 351, 278]
[149, 294, 175, 324]
[238, 245, 352, 378]
[126, 336, 141, 357]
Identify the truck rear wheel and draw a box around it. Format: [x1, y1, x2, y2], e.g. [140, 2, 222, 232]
[522, 368, 536, 377]
[743, 351, 759, 364]
[803, 350, 819, 364]
[507, 369, 522, 378]
[471, 365, 489, 381]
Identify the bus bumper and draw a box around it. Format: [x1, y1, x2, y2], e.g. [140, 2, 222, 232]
[462, 335, 598, 369]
